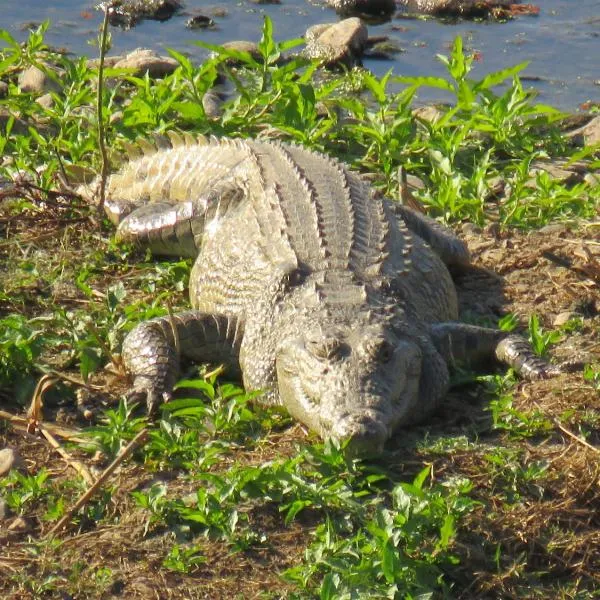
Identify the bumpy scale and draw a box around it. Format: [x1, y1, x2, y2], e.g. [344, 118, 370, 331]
[102, 134, 557, 455]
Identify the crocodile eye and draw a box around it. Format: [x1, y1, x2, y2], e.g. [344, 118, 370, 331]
[363, 338, 394, 363]
[308, 337, 347, 361]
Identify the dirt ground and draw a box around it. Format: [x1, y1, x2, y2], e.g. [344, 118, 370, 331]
[0, 212, 599, 598]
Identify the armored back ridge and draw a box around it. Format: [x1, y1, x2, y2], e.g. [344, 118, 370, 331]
[104, 135, 557, 455]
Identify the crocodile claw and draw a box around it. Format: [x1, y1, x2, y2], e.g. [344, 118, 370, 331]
[126, 379, 172, 416]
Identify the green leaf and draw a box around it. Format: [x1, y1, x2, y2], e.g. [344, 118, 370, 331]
[395, 75, 454, 92]
[382, 537, 400, 583]
[172, 100, 205, 121]
[438, 514, 455, 549]
[476, 62, 529, 92]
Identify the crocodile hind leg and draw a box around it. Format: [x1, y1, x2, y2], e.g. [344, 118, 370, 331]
[121, 311, 244, 413]
[395, 205, 471, 267]
[429, 322, 560, 380]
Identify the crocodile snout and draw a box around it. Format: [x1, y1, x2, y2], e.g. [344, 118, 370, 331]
[330, 412, 390, 457]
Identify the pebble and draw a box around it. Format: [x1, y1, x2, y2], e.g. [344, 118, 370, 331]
[0, 447, 25, 477]
[304, 18, 368, 67]
[553, 311, 578, 327]
[8, 516, 32, 532]
[113, 48, 179, 78]
[18, 65, 61, 94]
[326, 0, 396, 17]
[0, 496, 8, 520]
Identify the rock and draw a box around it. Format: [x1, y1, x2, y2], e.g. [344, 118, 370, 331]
[0, 496, 8, 520]
[364, 38, 404, 59]
[0, 109, 29, 135]
[584, 172, 600, 186]
[86, 55, 126, 70]
[186, 14, 215, 29]
[553, 311, 578, 327]
[304, 18, 369, 67]
[413, 105, 445, 124]
[0, 81, 8, 98]
[0, 447, 25, 477]
[105, 0, 182, 28]
[528, 160, 584, 186]
[18, 65, 61, 94]
[8, 516, 32, 532]
[461, 222, 482, 236]
[538, 223, 568, 235]
[36, 93, 54, 109]
[113, 48, 179, 78]
[566, 115, 600, 148]
[326, 0, 396, 19]
[202, 90, 226, 118]
[217, 41, 263, 66]
[398, 0, 513, 18]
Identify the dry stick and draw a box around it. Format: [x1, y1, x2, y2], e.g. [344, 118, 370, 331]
[38, 424, 96, 485]
[96, 1, 112, 212]
[47, 428, 149, 537]
[0, 410, 88, 443]
[553, 418, 600, 454]
[532, 401, 600, 454]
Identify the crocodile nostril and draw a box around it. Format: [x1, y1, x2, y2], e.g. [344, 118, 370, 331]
[330, 414, 389, 457]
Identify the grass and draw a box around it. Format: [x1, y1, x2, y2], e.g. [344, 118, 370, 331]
[0, 16, 599, 600]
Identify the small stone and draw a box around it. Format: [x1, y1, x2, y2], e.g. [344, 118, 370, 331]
[0, 81, 8, 98]
[304, 18, 369, 67]
[0, 448, 25, 477]
[36, 92, 54, 109]
[413, 105, 444, 124]
[461, 222, 482, 236]
[584, 172, 600, 186]
[219, 41, 262, 66]
[326, 0, 396, 18]
[553, 311, 578, 327]
[114, 48, 179, 78]
[539, 223, 567, 235]
[202, 90, 225, 118]
[8, 516, 32, 532]
[566, 114, 600, 147]
[0, 496, 8, 520]
[186, 15, 215, 29]
[18, 65, 61, 94]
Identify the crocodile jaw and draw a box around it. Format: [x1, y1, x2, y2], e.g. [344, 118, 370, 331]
[276, 331, 422, 456]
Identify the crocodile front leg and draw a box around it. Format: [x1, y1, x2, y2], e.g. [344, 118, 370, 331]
[429, 322, 560, 379]
[121, 311, 244, 413]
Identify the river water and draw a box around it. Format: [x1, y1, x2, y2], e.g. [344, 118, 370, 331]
[2, 0, 599, 110]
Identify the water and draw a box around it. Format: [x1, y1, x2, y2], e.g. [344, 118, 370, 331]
[2, 0, 599, 110]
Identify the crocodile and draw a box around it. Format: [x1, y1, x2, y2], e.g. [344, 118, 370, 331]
[101, 135, 556, 455]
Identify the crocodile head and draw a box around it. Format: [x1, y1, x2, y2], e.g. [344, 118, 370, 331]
[276, 319, 422, 456]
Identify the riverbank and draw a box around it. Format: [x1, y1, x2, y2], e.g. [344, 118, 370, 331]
[3, 0, 600, 111]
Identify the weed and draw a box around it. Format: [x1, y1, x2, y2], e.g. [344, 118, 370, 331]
[527, 314, 562, 358]
[84, 397, 147, 456]
[163, 543, 206, 573]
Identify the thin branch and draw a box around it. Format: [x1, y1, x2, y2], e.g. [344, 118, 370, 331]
[96, 2, 113, 212]
[38, 424, 95, 485]
[47, 428, 149, 537]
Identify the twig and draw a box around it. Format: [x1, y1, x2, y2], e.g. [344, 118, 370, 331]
[96, 1, 113, 212]
[38, 424, 95, 485]
[47, 428, 148, 537]
[553, 418, 600, 454]
[0, 410, 87, 443]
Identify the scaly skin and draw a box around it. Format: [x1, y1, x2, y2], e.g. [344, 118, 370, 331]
[103, 135, 557, 455]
